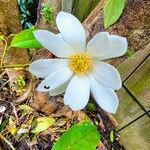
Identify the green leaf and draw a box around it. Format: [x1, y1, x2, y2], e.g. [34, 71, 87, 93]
[103, 0, 125, 29]
[126, 49, 134, 58]
[52, 122, 100, 150]
[110, 130, 114, 142]
[31, 117, 55, 133]
[19, 104, 34, 114]
[10, 29, 43, 48]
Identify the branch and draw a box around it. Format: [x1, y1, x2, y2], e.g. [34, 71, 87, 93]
[0, 64, 29, 69]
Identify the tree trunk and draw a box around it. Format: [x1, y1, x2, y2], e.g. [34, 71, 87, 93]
[83, 0, 150, 51]
[0, 0, 30, 91]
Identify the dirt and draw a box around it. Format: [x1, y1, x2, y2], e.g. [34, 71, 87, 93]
[0, 72, 125, 150]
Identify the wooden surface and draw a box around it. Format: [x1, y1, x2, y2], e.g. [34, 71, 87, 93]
[119, 115, 150, 150]
[117, 43, 150, 82]
[114, 87, 145, 128]
[124, 56, 150, 110]
[114, 43, 150, 149]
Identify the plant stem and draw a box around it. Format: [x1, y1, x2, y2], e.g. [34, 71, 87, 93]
[0, 133, 15, 150]
[0, 64, 29, 69]
[0, 37, 8, 66]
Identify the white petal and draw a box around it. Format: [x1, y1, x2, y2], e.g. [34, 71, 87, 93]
[37, 67, 73, 92]
[93, 61, 122, 90]
[64, 75, 90, 110]
[105, 35, 128, 59]
[86, 32, 127, 60]
[56, 11, 86, 51]
[88, 74, 119, 114]
[29, 59, 68, 78]
[49, 79, 71, 96]
[33, 30, 75, 57]
[86, 32, 109, 57]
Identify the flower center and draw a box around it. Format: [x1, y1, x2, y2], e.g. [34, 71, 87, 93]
[69, 53, 92, 75]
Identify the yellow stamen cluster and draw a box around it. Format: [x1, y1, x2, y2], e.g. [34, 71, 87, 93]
[69, 53, 92, 75]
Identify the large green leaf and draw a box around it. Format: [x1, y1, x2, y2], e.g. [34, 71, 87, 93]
[103, 0, 125, 29]
[52, 122, 100, 150]
[10, 29, 43, 48]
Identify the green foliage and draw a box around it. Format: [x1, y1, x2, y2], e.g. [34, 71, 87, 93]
[87, 102, 97, 111]
[52, 122, 100, 150]
[103, 0, 125, 29]
[126, 49, 134, 57]
[0, 35, 5, 41]
[19, 104, 34, 114]
[110, 130, 114, 142]
[0, 119, 7, 132]
[18, 0, 34, 28]
[17, 75, 26, 89]
[10, 29, 43, 48]
[41, 3, 54, 23]
[8, 116, 17, 136]
[31, 117, 55, 133]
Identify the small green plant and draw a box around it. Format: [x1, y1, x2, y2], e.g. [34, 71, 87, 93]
[17, 75, 26, 89]
[87, 102, 97, 111]
[41, 3, 54, 23]
[126, 49, 134, 57]
[110, 130, 114, 143]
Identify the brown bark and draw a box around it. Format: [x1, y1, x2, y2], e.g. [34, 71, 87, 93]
[0, 0, 30, 91]
[0, 0, 22, 35]
[83, 0, 150, 52]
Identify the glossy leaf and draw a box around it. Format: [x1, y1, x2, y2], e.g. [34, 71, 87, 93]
[10, 29, 43, 48]
[103, 0, 125, 28]
[31, 117, 55, 133]
[52, 122, 100, 150]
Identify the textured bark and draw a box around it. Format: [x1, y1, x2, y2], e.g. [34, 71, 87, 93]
[83, 0, 150, 52]
[0, 0, 22, 35]
[0, 0, 30, 91]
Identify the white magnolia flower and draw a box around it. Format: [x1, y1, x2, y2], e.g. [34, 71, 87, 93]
[29, 11, 127, 113]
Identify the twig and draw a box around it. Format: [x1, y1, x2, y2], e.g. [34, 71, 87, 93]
[0, 64, 29, 69]
[0, 79, 10, 90]
[0, 133, 15, 150]
[11, 103, 19, 125]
